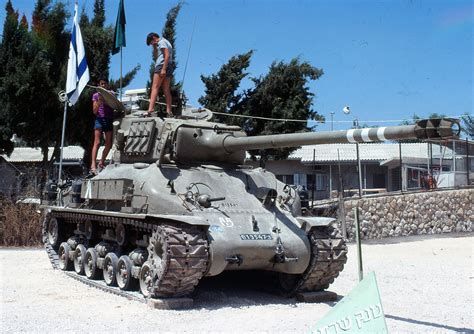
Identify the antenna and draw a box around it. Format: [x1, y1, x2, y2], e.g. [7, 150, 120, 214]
[181, 17, 197, 91]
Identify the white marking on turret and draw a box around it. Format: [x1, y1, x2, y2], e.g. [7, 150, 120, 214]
[347, 129, 356, 143]
[361, 128, 372, 142]
[377, 127, 387, 141]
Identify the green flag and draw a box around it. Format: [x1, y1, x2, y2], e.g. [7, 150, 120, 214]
[311, 272, 388, 333]
[112, 0, 126, 55]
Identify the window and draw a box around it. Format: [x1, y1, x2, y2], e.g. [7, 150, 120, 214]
[307, 174, 327, 191]
[276, 175, 294, 185]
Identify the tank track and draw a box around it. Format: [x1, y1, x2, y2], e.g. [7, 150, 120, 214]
[297, 225, 348, 292]
[42, 211, 209, 302]
[148, 225, 209, 297]
[279, 225, 348, 295]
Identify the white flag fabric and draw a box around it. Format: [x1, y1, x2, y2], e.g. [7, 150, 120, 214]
[66, 3, 89, 105]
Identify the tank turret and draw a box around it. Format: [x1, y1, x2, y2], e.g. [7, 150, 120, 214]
[103, 86, 458, 166]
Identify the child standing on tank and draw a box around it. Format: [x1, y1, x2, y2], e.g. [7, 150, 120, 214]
[91, 77, 114, 175]
[146, 32, 173, 117]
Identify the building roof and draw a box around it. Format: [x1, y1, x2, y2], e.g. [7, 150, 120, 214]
[1, 146, 112, 163]
[2, 143, 458, 164]
[288, 142, 455, 163]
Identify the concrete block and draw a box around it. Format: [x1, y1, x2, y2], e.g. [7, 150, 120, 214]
[147, 297, 194, 310]
[296, 290, 338, 303]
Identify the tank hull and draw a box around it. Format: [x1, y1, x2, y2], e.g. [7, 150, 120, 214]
[42, 163, 347, 298]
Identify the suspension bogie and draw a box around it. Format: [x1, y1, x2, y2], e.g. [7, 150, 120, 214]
[43, 212, 211, 299]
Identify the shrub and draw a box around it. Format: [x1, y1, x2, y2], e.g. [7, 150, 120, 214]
[0, 198, 42, 247]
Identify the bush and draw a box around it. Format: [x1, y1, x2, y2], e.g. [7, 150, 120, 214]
[0, 198, 42, 247]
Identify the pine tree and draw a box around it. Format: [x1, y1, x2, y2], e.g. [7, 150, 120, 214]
[144, 2, 184, 114]
[67, 0, 139, 169]
[199, 51, 253, 121]
[0, 0, 139, 166]
[0, 0, 18, 155]
[199, 55, 324, 160]
[29, 0, 69, 161]
[243, 58, 323, 160]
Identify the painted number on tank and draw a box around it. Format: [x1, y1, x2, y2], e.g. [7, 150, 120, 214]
[240, 234, 273, 241]
[219, 217, 234, 227]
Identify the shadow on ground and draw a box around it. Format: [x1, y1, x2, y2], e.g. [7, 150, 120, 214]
[193, 270, 341, 310]
[385, 314, 473, 333]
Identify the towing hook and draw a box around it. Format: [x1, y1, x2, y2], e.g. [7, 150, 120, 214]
[225, 255, 243, 266]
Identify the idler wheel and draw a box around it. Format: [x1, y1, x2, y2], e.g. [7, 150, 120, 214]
[84, 220, 95, 240]
[47, 217, 60, 247]
[139, 261, 154, 297]
[115, 223, 126, 246]
[73, 244, 87, 275]
[103, 253, 119, 286]
[117, 255, 137, 291]
[84, 248, 100, 279]
[58, 242, 72, 271]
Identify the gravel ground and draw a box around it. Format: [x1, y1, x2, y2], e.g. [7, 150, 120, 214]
[1, 233, 473, 333]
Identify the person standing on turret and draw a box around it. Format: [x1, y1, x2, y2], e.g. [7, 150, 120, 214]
[146, 32, 173, 117]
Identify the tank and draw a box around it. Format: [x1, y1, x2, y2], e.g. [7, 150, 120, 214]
[41, 90, 459, 299]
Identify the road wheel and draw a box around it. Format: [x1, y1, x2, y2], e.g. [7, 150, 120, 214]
[139, 261, 154, 297]
[73, 244, 87, 275]
[117, 255, 137, 291]
[58, 242, 72, 271]
[84, 248, 100, 279]
[103, 253, 119, 286]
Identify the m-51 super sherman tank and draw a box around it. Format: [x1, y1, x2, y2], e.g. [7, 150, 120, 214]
[41, 90, 459, 300]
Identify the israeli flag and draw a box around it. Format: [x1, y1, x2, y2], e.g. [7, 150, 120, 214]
[66, 3, 89, 105]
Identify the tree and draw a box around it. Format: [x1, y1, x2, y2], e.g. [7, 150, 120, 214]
[29, 0, 69, 161]
[66, 0, 139, 168]
[0, 0, 62, 161]
[143, 2, 184, 114]
[200, 56, 324, 160]
[243, 58, 324, 160]
[0, 0, 18, 155]
[199, 51, 253, 120]
[161, 1, 182, 79]
[0, 0, 139, 168]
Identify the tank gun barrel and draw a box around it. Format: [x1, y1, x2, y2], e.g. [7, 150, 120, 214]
[222, 118, 459, 153]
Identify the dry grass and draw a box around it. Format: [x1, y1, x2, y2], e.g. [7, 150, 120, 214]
[0, 198, 42, 247]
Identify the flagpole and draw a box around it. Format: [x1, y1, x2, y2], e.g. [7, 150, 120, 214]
[58, 101, 68, 183]
[63, 0, 89, 183]
[120, 46, 123, 100]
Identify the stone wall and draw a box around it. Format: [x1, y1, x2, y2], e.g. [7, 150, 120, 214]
[341, 188, 473, 240]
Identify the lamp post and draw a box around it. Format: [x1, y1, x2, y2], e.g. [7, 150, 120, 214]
[330, 112, 335, 131]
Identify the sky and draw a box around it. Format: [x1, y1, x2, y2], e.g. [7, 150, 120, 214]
[1, 0, 473, 131]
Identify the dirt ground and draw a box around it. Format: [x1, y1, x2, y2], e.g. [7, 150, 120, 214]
[0, 233, 472, 333]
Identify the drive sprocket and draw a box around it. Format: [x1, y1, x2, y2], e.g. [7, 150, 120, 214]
[147, 223, 209, 297]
